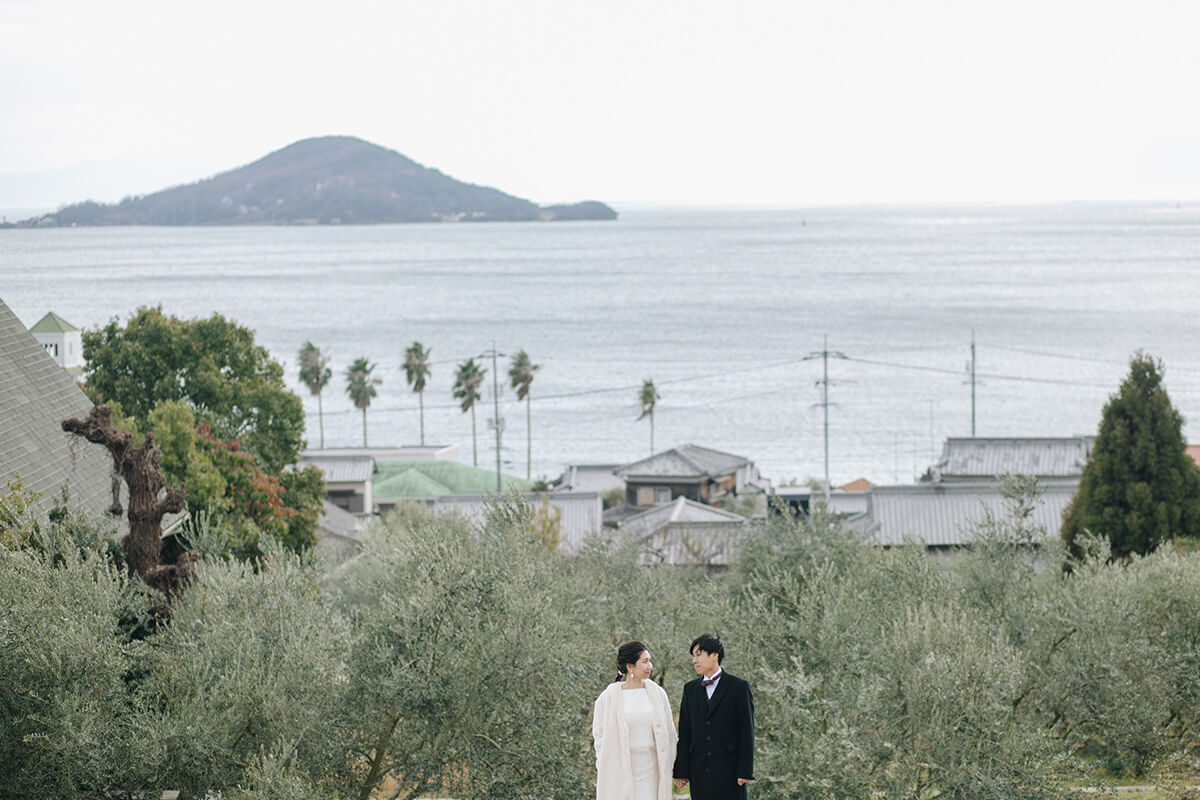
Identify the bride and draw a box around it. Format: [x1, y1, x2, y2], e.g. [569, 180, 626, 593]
[592, 641, 678, 800]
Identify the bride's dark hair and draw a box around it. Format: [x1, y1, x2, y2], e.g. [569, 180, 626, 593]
[615, 640, 647, 682]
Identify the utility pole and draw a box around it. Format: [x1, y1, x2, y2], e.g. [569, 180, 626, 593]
[970, 331, 976, 436]
[963, 331, 980, 437]
[482, 343, 505, 492]
[804, 335, 847, 500]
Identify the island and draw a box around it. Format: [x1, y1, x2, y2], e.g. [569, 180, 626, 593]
[19, 136, 617, 226]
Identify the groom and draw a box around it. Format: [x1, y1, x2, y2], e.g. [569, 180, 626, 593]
[673, 634, 754, 800]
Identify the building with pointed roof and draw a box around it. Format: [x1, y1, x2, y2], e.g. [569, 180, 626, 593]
[29, 311, 84, 379]
[821, 436, 1093, 550]
[605, 496, 747, 566]
[0, 298, 122, 531]
[924, 436, 1094, 482]
[614, 443, 769, 508]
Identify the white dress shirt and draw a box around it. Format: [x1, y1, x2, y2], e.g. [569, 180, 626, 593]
[703, 668, 723, 699]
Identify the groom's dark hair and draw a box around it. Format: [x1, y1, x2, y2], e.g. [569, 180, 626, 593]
[690, 633, 724, 663]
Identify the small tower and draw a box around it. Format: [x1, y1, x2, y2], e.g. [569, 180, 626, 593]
[30, 311, 84, 380]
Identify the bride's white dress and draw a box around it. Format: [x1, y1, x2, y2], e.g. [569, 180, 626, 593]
[622, 688, 658, 800]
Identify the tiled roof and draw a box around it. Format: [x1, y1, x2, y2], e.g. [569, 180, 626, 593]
[0, 297, 121, 531]
[29, 311, 79, 333]
[616, 496, 745, 539]
[930, 437, 1094, 480]
[299, 455, 376, 483]
[617, 443, 749, 480]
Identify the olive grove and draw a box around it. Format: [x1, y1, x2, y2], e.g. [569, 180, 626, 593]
[4, 481, 1200, 799]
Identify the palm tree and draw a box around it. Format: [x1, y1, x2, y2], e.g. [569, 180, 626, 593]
[453, 358, 486, 467]
[637, 378, 660, 456]
[403, 341, 432, 446]
[507, 349, 540, 479]
[345, 357, 381, 447]
[298, 341, 332, 449]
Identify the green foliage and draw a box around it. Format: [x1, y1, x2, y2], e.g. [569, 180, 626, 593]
[149, 399, 230, 514]
[452, 357, 485, 412]
[1063, 352, 1200, 557]
[0, 539, 154, 799]
[345, 356, 380, 447]
[14, 477, 1200, 797]
[299, 340, 333, 450]
[508, 349, 539, 479]
[507, 349, 538, 402]
[83, 306, 305, 473]
[403, 340, 431, 393]
[403, 341, 432, 446]
[0, 476, 43, 550]
[453, 358, 486, 467]
[333, 498, 594, 800]
[297, 341, 332, 397]
[136, 541, 348, 796]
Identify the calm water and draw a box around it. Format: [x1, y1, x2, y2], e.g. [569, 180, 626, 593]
[3, 203, 1200, 486]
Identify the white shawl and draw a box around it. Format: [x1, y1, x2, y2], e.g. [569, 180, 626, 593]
[591, 680, 678, 800]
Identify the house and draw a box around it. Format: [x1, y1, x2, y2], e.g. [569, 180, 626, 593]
[824, 436, 1092, 550]
[614, 443, 769, 508]
[371, 459, 533, 514]
[0, 298, 123, 531]
[431, 491, 603, 553]
[313, 500, 368, 561]
[29, 311, 85, 380]
[923, 436, 1094, 482]
[837, 479, 1078, 550]
[298, 445, 458, 514]
[605, 495, 747, 566]
[553, 463, 625, 495]
[771, 478, 871, 518]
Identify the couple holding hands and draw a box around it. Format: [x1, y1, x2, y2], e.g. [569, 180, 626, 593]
[592, 634, 754, 800]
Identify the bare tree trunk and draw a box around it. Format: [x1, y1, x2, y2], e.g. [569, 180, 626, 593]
[419, 391, 425, 446]
[470, 405, 477, 467]
[62, 405, 187, 586]
[318, 390, 325, 449]
[362, 406, 368, 447]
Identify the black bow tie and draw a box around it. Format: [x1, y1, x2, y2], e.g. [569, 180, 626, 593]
[702, 675, 719, 687]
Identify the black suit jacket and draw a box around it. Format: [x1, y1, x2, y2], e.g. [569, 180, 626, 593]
[673, 670, 754, 800]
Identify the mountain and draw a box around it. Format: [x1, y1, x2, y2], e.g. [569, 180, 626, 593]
[23, 137, 617, 226]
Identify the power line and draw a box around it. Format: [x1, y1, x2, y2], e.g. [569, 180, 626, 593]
[843, 355, 1113, 388]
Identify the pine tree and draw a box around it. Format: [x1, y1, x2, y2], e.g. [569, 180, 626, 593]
[1062, 352, 1200, 557]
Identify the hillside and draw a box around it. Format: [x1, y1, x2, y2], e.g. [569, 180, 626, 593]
[27, 137, 617, 226]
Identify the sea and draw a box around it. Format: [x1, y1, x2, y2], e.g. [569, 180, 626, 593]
[3, 202, 1199, 487]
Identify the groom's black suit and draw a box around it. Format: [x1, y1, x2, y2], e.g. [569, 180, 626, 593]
[673, 671, 754, 800]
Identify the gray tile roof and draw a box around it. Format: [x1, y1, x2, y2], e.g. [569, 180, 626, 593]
[615, 496, 746, 539]
[0, 297, 122, 531]
[616, 443, 750, 480]
[930, 437, 1094, 480]
[299, 455, 376, 484]
[622, 498, 747, 566]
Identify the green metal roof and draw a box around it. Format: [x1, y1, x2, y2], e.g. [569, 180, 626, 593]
[373, 459, 534, 498]
[30, 311, 79, 333]
[373, 469, 454, 499]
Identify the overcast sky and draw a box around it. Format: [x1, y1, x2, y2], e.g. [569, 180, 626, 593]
[3, 0, 1199, 207]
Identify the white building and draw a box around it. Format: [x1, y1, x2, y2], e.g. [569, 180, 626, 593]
[29, 311, 84, 380]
